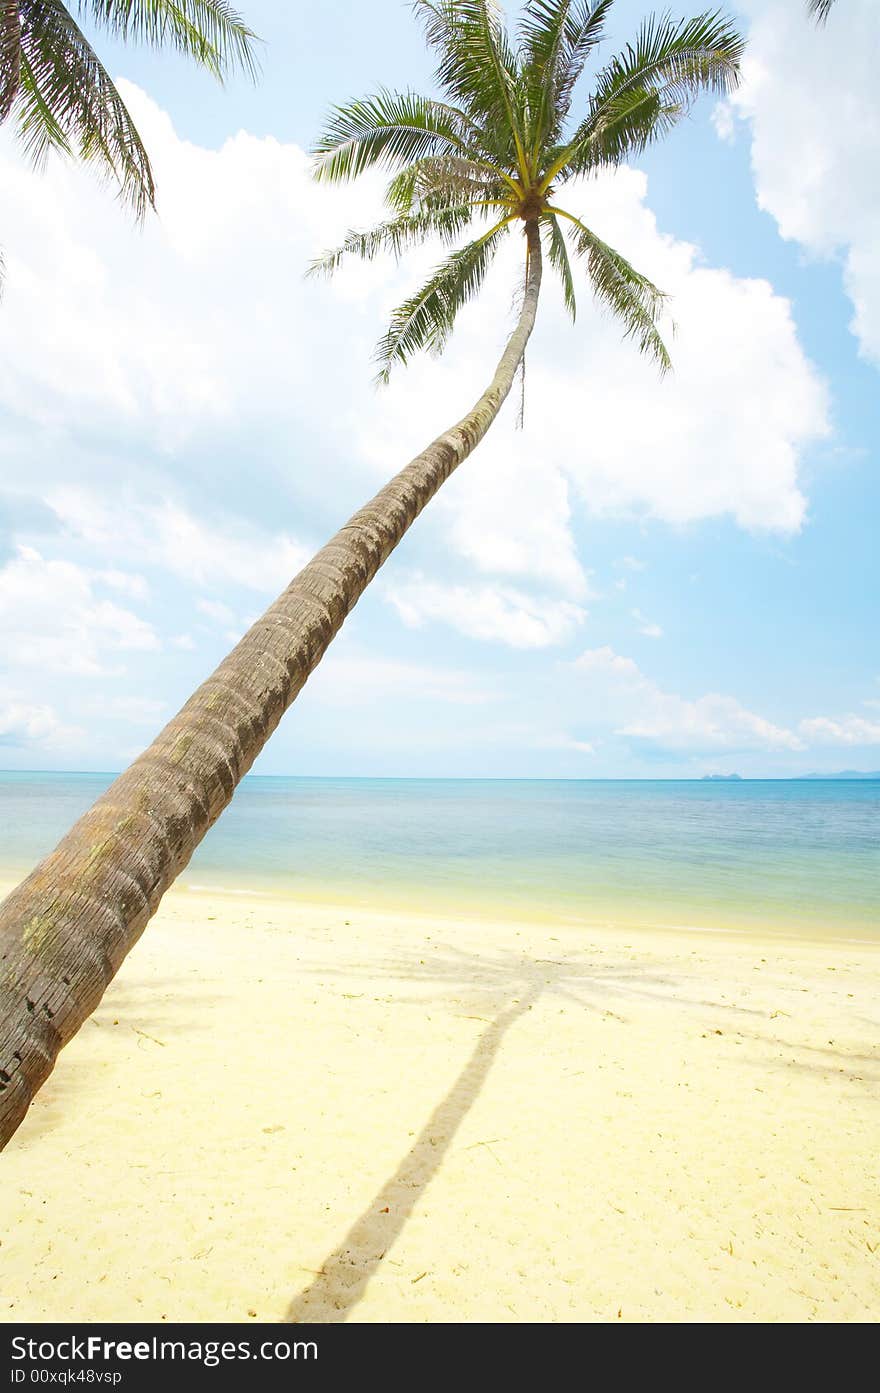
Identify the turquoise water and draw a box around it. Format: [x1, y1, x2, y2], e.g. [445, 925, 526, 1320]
[0, 773, 877, 938]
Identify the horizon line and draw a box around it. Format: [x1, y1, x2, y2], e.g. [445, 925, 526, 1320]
[1, 770, 878, 783]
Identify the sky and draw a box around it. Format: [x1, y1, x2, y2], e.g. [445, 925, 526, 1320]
[0, 0, 878, 779]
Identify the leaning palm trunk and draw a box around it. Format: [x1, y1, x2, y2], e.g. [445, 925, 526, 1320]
[0, 224, 542, 1149]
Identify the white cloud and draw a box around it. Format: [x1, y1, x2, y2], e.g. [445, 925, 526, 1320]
[387, 577, 587, 649]
[535, 733, 596, 755]
[307, 649, 496, 708]
[359, 164, 827, 551]
[196, 598, 237, 625]
[530, 168, 827, 532]
[622, 694, 802, 754]
[0, 547, 159, 675]
[799, 715, 880, 746]
[437, 451, 589, 598]
[725, 0, 880, 364]
[49, 490, 310, 595]
[0, 692, 81, 750]
[711, 100, 736, 145]
[95, 569, 149, 599]
[631, 608, 663, 639]
[85, 695, 168, 727]
[0, 83, 828, 634]
[0, 84, 387, 450]
[0, 80, 840, 772]
[571, 646, 804, 754]
[575, 646, 641, 680]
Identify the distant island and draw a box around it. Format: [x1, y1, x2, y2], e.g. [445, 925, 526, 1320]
[699, 771, 880, 781]
[795, 771, 880, 780]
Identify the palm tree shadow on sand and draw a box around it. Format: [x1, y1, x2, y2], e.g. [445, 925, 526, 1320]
[286, 976, 541, 1323]
[285, 941, 676, 1323]
[285, 940, 767, 1322]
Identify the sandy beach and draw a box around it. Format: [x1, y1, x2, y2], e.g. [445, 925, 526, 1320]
[1, 881, 878, 1323]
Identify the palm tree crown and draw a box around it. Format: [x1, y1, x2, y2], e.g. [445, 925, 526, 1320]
[311, 0, 744, 381]
[0, 1, 257, 218]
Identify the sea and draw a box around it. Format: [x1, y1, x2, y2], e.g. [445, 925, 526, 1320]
[0, 772, 877, 940]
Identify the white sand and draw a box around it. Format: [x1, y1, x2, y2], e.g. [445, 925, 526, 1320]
[1, 883, 878, 1323]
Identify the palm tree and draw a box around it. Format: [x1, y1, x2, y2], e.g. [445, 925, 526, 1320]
[0, 1, 257, 224]
[0, 0, 743, 1149]
[807, 0, 836, 21]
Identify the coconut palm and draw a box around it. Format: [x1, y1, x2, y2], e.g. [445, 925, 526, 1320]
[0, 0, 743, 1148]
[0, 1, 257, 222]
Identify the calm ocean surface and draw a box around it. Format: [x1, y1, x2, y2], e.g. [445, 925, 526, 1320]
[0, 773, 877, 938]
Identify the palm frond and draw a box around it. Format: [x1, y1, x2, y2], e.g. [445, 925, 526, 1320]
[551, 204, 671, 371]
[391, 92, 510, 167]
[16, 45, 72, 160]
[1, 0, 21, 121]
[548, 0, 614, 115]
[597, 9, 744, 104]
[414, 0, 529, 178]
[81, 1, 260, 81]
[542, 9, 743, 187]
[18, 0, 154, 215]
[542, 210, 576, 320]
[807, 0, 835, 21]
[374, 214, 513, 381]
[555, 85, 683, 176]
[309, 203, 483, 278]
[385, 152, 513, 214]
[313, 89, 490, 183]
[519, 0, 612, 151]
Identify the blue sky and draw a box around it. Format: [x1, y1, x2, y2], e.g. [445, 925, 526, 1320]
[0, 0, 878, 777]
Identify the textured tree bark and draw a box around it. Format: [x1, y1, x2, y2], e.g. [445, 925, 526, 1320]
[0, 222, 543, 1148]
